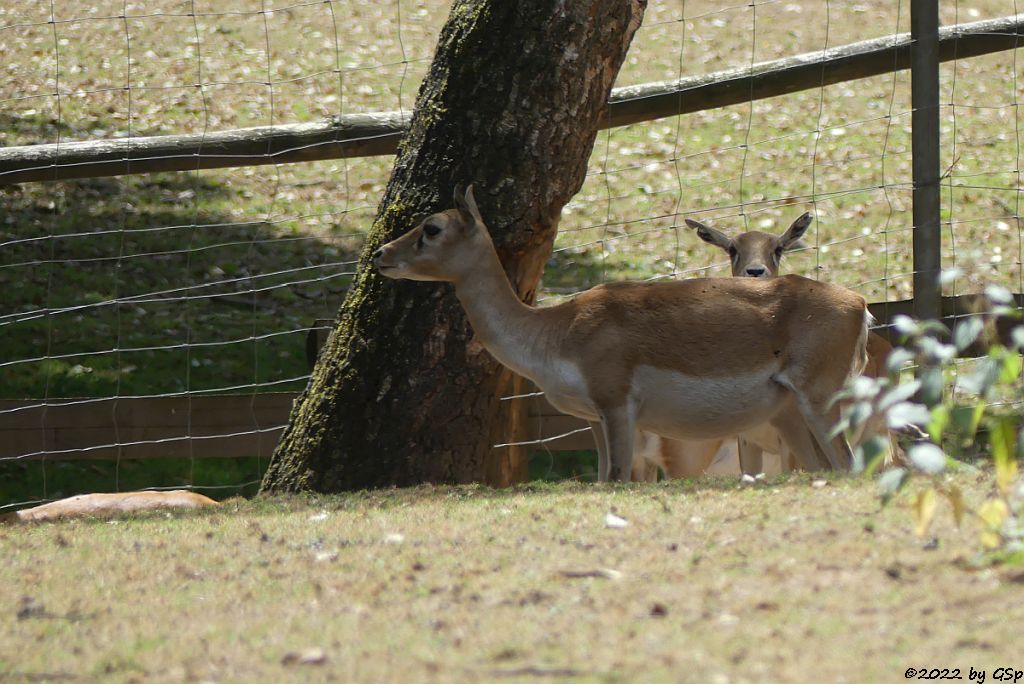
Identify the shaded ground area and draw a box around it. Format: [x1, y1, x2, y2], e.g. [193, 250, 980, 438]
[2, 471, 1021, 683]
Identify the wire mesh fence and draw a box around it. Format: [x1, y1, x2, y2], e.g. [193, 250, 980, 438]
[1, 1, 1022, 506]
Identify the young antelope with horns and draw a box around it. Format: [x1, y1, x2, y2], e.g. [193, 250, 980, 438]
[373, 186, 870, 482]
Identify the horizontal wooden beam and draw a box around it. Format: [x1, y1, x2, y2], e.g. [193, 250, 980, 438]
[0, 393, 297, 461]
[2, 13, 1022, 184]
[609, 12, 1024, 128]
[867, 293, 1024, 354]
[0, 112, 409, 185]
[0, 391, 592, 461]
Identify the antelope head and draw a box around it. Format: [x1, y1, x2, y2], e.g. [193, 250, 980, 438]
[373, 185, 489, 284]
[685, 212, 812, 278]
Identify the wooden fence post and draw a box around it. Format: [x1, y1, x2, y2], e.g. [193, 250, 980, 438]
[911, 0, 942, 321]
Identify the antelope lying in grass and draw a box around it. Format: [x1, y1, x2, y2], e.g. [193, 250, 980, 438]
[374, 186, 870, 481]
[1, 491, 218, 523]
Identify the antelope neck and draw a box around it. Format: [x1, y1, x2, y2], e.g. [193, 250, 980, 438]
[451, 246, 558, 383]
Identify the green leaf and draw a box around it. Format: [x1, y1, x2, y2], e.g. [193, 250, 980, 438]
[990, 418, 1019, 496]
[858, 435, 888, 476]
[946, 486, 966, 528]
[920, 319, 952, 337]
[892, 315, 920, 339]
[908, 443, 946, 475]
[985, 284, 1013, 305]
[886, 348, 916, 374]
[997, 348, 1022, 383]
[952, 316, 985, 352]
[886, 402, 932, 430]
[928, 404, 950, 443]
[939, 267, 963, 285]
[949, 403, 985, 443]
[920, 367, 945, 408]
[849, 375, 883, 401]
[877, 380, 922, 412]
[978, 498, 1009, 530]
[913, 488, 938, 537]
[980, 529, 1003, 550]
[877, 467, 909, 505]
[1011, 326, 1024, 352]
[847, 401, 874, 431]
[959, 356, 1000, 398]
[917, 336, 958, 364]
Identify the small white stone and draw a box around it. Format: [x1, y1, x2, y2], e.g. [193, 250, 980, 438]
[605, 512, 629, 529]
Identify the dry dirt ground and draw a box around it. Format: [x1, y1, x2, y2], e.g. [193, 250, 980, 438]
[2, 471, 1022, 683]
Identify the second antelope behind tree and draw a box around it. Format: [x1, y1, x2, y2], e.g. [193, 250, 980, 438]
[373, 186, 870, 482]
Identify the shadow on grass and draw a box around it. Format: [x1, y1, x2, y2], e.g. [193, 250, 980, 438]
[1, 118, 364, 506]
[1, 170, 360, 399]
[0, 457, 266, 507]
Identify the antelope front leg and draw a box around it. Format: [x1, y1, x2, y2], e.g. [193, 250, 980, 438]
[599, 406, 636, 482]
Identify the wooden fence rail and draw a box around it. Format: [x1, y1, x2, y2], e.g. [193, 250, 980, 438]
[1, 13, 1022, 185]
[0, 392, 594, 462]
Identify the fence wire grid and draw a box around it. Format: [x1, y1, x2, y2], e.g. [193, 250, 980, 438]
[1, 0, 1022, 505]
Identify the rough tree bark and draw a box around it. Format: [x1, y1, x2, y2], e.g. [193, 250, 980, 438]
[260, 0, 646, 493]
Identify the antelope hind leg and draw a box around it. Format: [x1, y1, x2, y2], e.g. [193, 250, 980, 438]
[771, 413, 830, 471]
[589, 421, 610, 482]
[738, 438, 764, 475]
[630, 431, 661, 481]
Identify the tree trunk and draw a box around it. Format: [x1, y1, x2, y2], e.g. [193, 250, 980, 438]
[260, 0, 646, 493]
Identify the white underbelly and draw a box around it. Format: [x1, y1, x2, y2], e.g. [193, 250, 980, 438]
[632, 365, 786, 440]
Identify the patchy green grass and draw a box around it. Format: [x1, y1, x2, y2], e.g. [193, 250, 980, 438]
[2, 473, 1022, 683]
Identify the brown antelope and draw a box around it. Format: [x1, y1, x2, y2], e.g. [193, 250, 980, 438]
[373, 186, 870, 481]
[688, 212, 893, 374]
[1, 491, 219, 523]
[687, 212, 899, 473]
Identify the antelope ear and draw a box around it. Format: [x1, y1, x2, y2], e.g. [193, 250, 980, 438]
[453, 184, 485, 230]
[780, 212, 813, 250]
[686, 218, 733, 253]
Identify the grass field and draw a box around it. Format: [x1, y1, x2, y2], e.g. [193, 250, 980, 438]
[2, 472, 1022, 683]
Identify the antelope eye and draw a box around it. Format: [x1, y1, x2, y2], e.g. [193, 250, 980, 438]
[727, 245, 738, 258]
[423, 222, 441, 237]
[775, 247, 784, 257]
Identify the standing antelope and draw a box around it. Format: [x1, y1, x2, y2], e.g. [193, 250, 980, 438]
[373, 186, 870, 481]
[689, 212, 893, 377]
[687, 212, 899, 473]
[628, 216, 815, 481]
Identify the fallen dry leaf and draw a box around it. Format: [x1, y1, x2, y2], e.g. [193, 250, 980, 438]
[281, 648, 327, 666]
